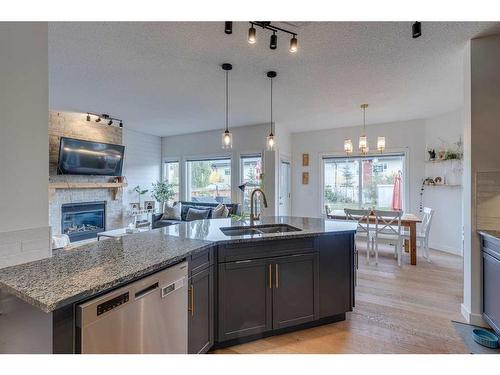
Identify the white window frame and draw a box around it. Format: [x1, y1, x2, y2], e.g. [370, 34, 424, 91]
[239, 153, 263, 206]
[319, 149, 409, 214]
[185, 154, 232, 202]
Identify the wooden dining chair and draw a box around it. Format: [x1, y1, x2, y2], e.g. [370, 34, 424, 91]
[373, 210, 403, 266]
[402, 207, 434, 262]
[344, 208, 372, 264]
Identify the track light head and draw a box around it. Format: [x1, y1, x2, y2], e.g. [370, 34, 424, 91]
[412, 22, 422, 38]
[86, 113, 91, 121]
[270, 32, 277, 50]
[225, 21, 233, 35]
[108, 120, 113, 126]
[248, 24, 256, 44]
[95, 117, 101, 123]
[289, 35, 298, 53]
[119, 121, 123, 128]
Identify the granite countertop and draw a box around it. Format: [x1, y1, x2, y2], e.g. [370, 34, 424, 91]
[0, 216, 357, 313]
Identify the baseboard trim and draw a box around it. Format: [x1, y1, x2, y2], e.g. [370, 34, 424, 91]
[429, 242, 462, 256]
[461, 303, 488, 327]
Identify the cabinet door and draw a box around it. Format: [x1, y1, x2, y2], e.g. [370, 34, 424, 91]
[318, 234, 355, 318]
[483, 252, 500, 334]
[218, 259, 272, 342]
[188, 266, 214, 354]
[272, 253, 319, 330]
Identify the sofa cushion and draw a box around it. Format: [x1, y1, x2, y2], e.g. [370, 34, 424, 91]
[212, 203, 229, 218]
[162, 202, 182, 221]
[156, 219, 182, 227]
[185, 207, 211, 221]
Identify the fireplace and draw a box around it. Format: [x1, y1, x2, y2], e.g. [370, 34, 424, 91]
[61, 202, 106, 242]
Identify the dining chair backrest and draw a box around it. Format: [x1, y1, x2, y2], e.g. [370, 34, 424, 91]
[373, 210, 403, 237]
[421, 207, 435, 237]
[344, 208, 371, 235]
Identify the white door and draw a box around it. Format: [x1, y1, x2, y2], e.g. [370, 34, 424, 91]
[279, 160, 291, 216]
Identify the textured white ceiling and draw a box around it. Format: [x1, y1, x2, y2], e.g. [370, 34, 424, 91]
[49, 22, 500, 136]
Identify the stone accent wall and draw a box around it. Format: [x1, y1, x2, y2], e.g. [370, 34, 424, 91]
[48, 111, 124, 235]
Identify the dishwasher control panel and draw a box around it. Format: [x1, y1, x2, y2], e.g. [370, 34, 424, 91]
[96, 292, 129, 316]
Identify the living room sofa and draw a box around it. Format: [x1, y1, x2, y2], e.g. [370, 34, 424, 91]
[152, 201, 241, 229]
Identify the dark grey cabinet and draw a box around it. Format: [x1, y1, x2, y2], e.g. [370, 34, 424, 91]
[481, 234, 500, 336]
[188, 249, 214, 354]
[318, 234, 355, 318]
[217, 258, 273, 342]
[272, 253, 319, 329]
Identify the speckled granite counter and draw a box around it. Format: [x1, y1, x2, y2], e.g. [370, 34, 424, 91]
[0, 216, 356, 313]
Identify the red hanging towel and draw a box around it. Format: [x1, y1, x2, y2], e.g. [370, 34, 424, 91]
[392, 171, 402, 211]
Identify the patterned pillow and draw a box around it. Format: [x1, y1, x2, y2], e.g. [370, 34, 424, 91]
[212, 203, 229, 218]
[162, 202, 182, 221]
[185, 207, 211, 221]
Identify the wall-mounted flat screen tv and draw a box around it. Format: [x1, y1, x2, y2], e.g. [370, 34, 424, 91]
[57, 137, 125, 176]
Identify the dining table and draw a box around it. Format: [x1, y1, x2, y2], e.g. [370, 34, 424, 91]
[327, 209, 422, 265]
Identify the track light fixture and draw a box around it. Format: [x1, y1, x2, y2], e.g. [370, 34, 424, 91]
[412, 21, 422, 38]
[85, 112, 124, 128]
[228, 22, 298, 53]
[289, 34, 298, 53]
[270, 32, 277, 50]
[224, 21, 233, 35]
[248, 23, 257, 44]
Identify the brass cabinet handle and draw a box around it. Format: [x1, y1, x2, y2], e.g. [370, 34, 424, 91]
[189, 285, 194, 316]
[275, 264, 279, 288]
[268, 264, 272, 289]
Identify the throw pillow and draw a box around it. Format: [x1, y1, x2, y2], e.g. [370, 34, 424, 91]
[162, 202, 182, 221]
[185, 207, 211, 221]
[212, 203, 229, 218]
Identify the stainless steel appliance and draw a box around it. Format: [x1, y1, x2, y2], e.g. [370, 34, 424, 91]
[77, 261, 187, 354]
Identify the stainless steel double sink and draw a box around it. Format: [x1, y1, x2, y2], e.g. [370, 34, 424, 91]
[220, 224, 302, 237]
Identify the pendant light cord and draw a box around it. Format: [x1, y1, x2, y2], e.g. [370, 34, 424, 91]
[270, 77, 273, 135]
[363, 106, 366, 133]
[225, 70, 229, 132]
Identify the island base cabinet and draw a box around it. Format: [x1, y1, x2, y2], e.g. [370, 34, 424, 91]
[272, 253, 319, 330]
[217, 259, 273, 342]
[188, 266, 214, 354]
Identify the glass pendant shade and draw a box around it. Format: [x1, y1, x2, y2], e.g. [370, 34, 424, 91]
[344, 139, 353, 154]
[266, 134, 275, 151]
[358, 135, 368, 152]
[221, 130, 232, 149]
[377, 136, 386, 153]
[289, 36, 298, 53]
[248, 25, 257, 44]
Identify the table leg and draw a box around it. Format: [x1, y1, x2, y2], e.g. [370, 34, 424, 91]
[409, 222, 417, 265]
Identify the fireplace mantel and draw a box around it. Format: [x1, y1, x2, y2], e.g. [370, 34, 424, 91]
[48, 182, 127, 201]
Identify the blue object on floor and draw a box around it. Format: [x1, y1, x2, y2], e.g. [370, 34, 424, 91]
[472, 328, 499, 349]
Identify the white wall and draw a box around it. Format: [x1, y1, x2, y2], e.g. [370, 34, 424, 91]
[462, 33, 500, 326]
[423, 110, 464, 255]
[291, 119, 426, 218]
[162, 123, 286, 215]
[0, 23, 50, 268]
[122, 128, 162, 209]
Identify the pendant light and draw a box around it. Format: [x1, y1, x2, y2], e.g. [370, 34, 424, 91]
[344, 139, 353, 154]
[377, 136, 386, 153]
[266, 71, 277, 151]
[359, 104, 369, 154]
[221, 63, 233, 149]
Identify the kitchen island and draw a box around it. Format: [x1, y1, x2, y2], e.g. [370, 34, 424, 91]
[0, 216, 357, 354]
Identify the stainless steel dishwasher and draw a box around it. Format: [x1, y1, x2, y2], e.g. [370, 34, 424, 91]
[76, 261, 187, 354]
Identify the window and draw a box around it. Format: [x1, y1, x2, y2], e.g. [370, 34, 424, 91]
[240, 154, 262, 213]
[164, 161, 180, 201]
[323, 154, 405, 212]
[187, 158, 231, 204]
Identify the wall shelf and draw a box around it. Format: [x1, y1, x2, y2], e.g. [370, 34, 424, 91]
[425, 159, 462, 164]
[48, 182, 127, 200]
[424, 184, 462, 187]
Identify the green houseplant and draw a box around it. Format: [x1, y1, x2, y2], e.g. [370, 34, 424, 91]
[151, 181, 176, 211]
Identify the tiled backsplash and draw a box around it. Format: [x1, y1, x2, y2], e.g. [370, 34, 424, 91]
[48, 111, 125, 235]
[476, 171, 500, 230]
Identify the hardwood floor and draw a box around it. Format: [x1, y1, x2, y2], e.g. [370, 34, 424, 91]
[213, 245, 467, 354]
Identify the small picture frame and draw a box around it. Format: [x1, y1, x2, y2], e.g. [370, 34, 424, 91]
[302, 153, 309, 166]
[144, 201, 155, 210]
[130, 202, 140, 210]
[302, 172, 309, 185]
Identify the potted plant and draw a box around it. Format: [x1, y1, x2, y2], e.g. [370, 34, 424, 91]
[151, 181, 176, 211]
[133, 185, 149, 209]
